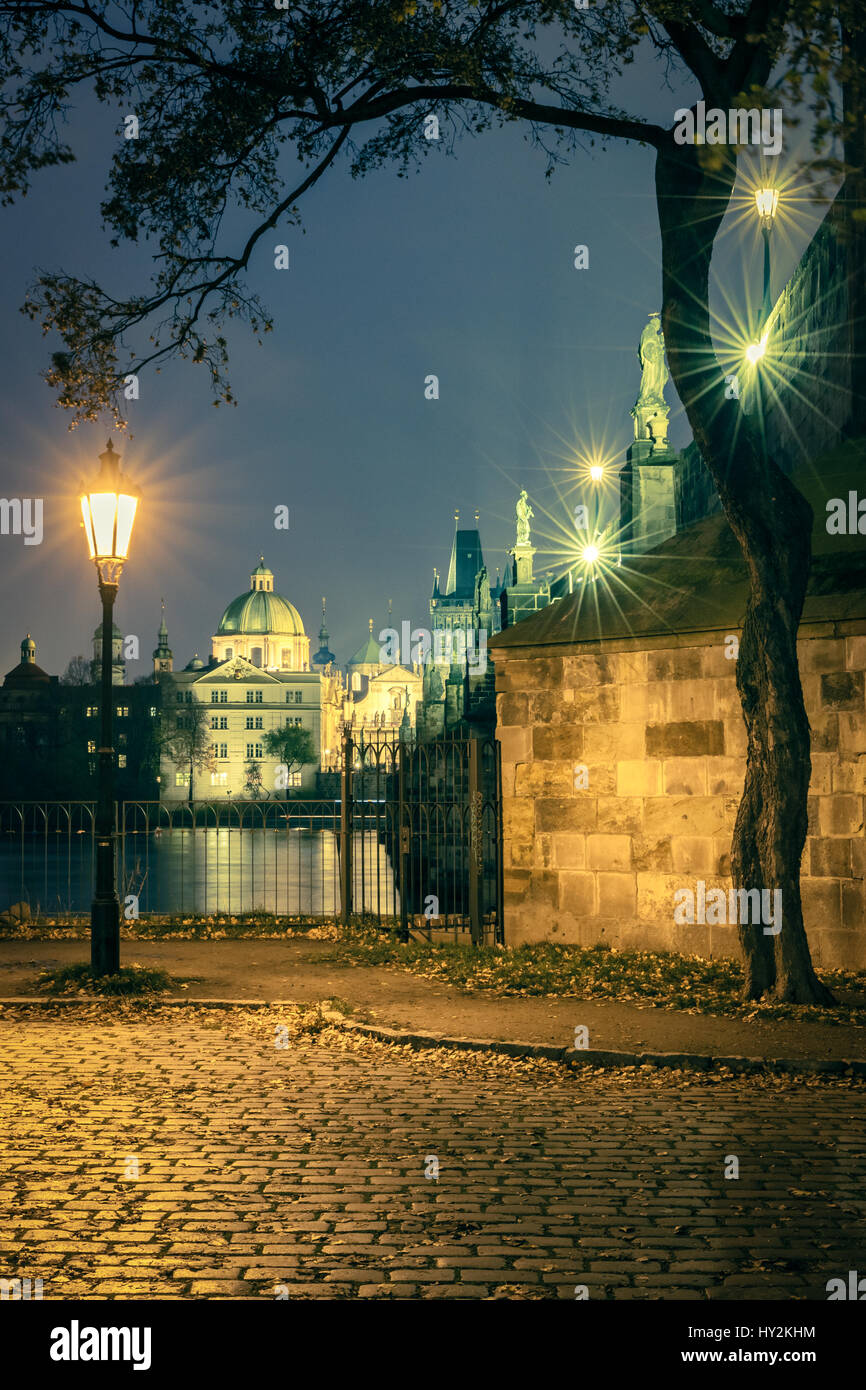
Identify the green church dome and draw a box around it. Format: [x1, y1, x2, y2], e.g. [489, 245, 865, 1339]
[217, 591, 305, 636]
[217, 559, 305, 637]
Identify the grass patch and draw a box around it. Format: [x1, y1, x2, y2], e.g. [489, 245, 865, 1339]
[33, 962, 189, 997]
[320, 930, 866, 1024]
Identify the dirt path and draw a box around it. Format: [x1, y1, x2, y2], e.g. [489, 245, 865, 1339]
[1, 937, 864, 1061]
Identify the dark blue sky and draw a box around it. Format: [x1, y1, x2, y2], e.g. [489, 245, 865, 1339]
[0, 48, 825, 678]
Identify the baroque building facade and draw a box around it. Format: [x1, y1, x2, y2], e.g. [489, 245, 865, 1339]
[159, 559, 321, 800]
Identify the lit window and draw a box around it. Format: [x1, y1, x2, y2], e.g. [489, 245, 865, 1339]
[210, 771, 228, 786]
[293, 717, 302, 728]
[289, 770, 301, 787]
[281, 649, 290, 667]
[87, 740, 96, 754]
[117, 754, 127, 769]
[116, 705, 129, 718]
[175, 772, 187, 787]
[149, 706, 157, 717]
[86, 705, 98, 717]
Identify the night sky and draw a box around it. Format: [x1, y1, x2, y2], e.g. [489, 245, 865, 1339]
[0, 47, 825, 679]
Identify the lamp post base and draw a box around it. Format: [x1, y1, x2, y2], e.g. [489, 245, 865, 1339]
[91, 893, 120, 976]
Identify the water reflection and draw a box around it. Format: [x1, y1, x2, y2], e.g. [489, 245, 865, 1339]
[0, 828, 398, 918]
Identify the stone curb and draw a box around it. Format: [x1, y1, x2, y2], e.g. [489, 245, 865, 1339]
[2, 997, 864, 1077]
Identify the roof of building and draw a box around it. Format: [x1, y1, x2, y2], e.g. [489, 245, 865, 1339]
[445, 528, 485, 600]
[348, 619, 382, 668]
[491, 441, 866, 651]
[4, 635, 52, 688]
[217, 587, 305, 637]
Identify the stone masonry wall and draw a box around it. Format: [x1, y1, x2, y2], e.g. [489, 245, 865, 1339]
[495, 623, 866, 968]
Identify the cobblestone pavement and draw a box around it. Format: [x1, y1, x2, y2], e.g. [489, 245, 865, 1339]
[1, 1006, 864, 1300]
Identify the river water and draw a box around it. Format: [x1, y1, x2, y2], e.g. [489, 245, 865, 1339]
[0, 827, 398, 919]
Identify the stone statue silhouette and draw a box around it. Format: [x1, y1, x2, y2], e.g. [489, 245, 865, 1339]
[636, 312, 668, 407]
[428, 663, 444, 701]
[516, 490, 533, 546]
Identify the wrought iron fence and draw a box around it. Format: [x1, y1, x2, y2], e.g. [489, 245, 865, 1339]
[340, 731, 504, 944]
[0, 735, 503, 941]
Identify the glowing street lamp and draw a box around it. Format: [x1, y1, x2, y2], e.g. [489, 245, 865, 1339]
[746, 332, 768, 366]
[755, 187, 779, 320]
[589, 464, 604, 482]
[581, 543, 600, 566]
[79, 439, 140, 976]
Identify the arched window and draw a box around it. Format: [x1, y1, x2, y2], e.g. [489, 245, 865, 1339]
[251, 646, 263, 668]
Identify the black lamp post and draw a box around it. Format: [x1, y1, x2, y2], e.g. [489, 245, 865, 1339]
[79, 439, 140, 976]
[755, 186, 779, 322]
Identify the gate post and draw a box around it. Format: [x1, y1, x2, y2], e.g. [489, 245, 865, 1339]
[340, 730, 353, 926]
[397, 746, 409, 943]
[468, 738, 483, 946]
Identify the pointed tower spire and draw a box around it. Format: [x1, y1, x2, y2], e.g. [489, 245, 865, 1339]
[312, 595, 336, 669]
[153, 598, 173, 676]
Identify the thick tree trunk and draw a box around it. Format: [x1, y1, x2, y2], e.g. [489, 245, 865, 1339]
[655, 138, 833, 1005]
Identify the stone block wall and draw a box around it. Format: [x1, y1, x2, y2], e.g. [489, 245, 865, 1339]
[495, 624, 866, 968]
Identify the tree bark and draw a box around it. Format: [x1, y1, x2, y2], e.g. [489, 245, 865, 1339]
[655, 137, 834, 1004]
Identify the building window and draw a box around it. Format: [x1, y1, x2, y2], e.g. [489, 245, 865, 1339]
[293, 717, 302, 728]
[211, 691, 220, 703]
[219, 690, 227, 703]
[255, 691, 263, 704]
[245, 742, 254, 758]
[210, 772, 227, 786]
[288, 770, 301, 787]
[219, 717, 228, 730]
[86, 705, 97, 717]
[149, 706, 157, 717]
[175, 772, 187, 787]
[245, 716, 253, 729]
[117, 754, 127, 769]
[211, 716, 220, 729]
[116, 705, 129, 718]
[185, 691, 193, 703]
[246, 691, 254, 704]
[255, 716, 263, 729]
[254, 742, 263, 758]
[225, 648, 233, 659]
[219, 743, 228, 759]
[251, 646, 263, 667]
[295, 691, 302, 704]
[87, 740, 96, 754]
[178, 693, 186, 704]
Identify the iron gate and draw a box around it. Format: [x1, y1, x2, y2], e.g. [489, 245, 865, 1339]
[339, 730, 504, 944]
